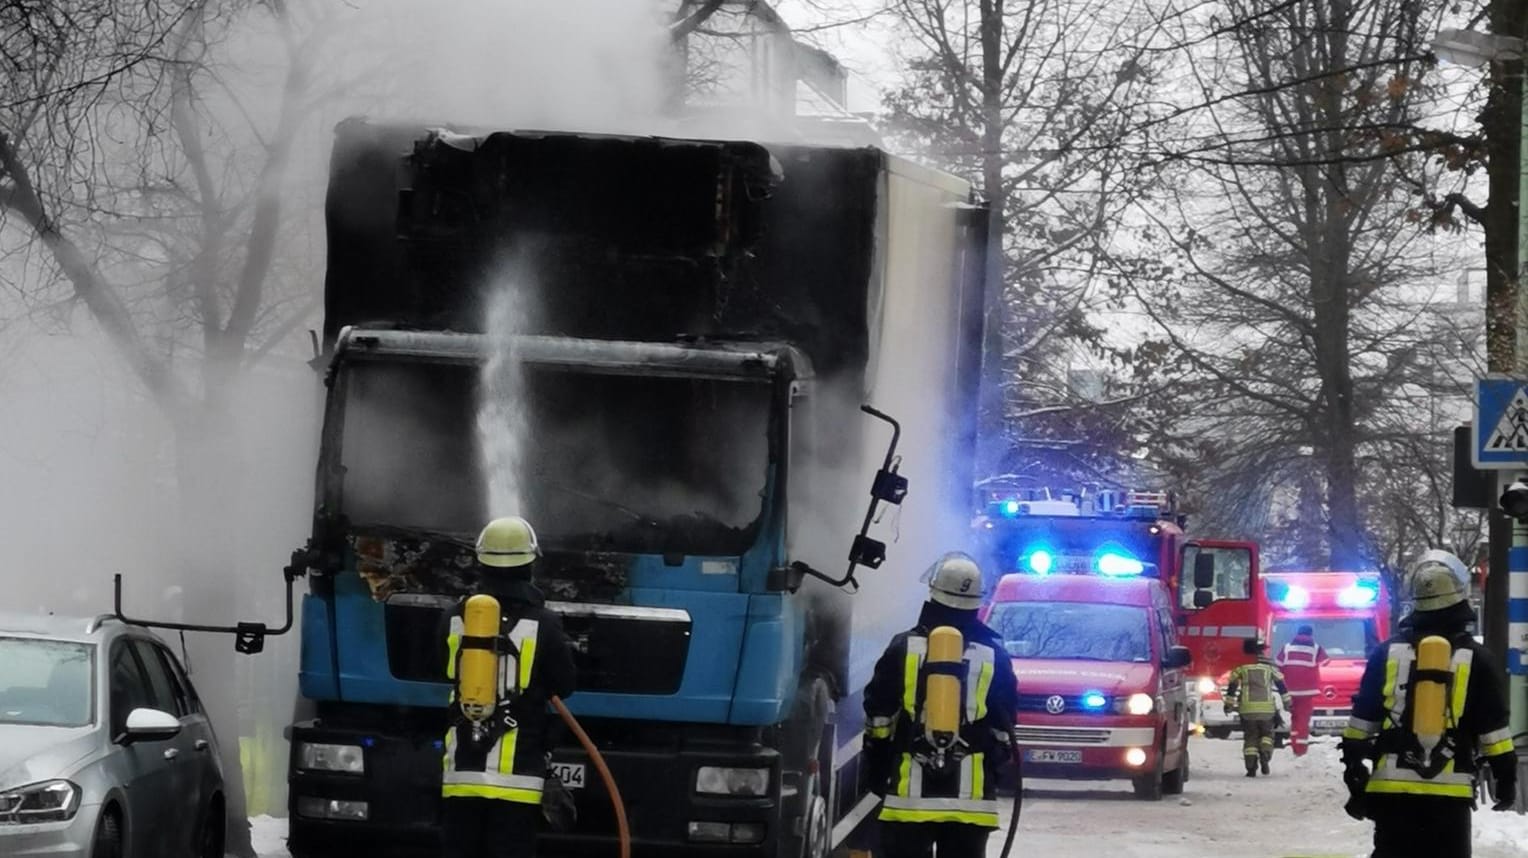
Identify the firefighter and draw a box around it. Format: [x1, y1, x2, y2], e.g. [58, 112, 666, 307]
[1339, 550, 1517, 858]
[862, 553, 1020, 858]
[1275, 623, 1330, 757]
[1225, 636, 1292, 776]
[441, 516, 577, 858]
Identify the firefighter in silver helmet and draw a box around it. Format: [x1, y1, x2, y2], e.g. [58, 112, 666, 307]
[861, 553, 1020, 858]
[440, 517, 577, 858]
[1339, 549, 1517, 858]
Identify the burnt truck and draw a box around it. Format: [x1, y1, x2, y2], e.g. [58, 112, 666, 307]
[281, 119, 991, 857]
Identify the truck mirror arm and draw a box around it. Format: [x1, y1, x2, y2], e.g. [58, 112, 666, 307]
[797, 405, 905, 593]
[112, 553, 307, 655]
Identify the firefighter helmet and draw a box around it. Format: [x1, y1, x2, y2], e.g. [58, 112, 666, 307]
[926, 552, 984, 610]
[1243, 634, 1267, 656]
[476, 516, 539, 569]
[1406, 550, 1469, 613]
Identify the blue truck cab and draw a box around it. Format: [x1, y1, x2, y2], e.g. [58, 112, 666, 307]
[282, 120, 989, 858]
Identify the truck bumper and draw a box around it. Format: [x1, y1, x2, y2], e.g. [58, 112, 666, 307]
[286, 720, 786, 858]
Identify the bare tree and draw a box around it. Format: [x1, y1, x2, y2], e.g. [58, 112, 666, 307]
[885, 0, 1166, 478]
[1122, 0, 1478, 573]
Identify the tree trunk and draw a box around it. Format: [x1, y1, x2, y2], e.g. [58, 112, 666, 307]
[976, 0, 1008, 473]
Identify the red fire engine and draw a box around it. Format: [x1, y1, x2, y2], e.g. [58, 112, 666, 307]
[972, 484, 1263, 721]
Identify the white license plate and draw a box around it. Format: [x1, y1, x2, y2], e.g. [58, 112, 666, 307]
[552, 762, 586, 789]
[1312, 718, 1347, 732]
[1026, 749, 1083, 764]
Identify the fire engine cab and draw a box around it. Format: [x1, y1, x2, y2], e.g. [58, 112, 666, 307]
[1264, 571, 1389, 735]
[971, 483, 1262, 727]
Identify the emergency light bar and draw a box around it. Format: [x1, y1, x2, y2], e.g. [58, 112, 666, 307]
[982, 486, 1177, 521]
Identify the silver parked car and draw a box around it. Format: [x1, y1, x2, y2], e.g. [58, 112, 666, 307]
[0, 612, 225, 857]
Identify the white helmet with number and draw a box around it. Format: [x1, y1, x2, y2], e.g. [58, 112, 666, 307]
[1405, 549, 1470, 613]
[926, 552, 984, 610]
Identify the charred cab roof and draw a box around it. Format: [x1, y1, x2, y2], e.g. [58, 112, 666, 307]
[331, 327, 813, 383]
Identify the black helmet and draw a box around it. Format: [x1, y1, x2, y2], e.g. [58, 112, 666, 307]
[1243, 636, 1267, 655]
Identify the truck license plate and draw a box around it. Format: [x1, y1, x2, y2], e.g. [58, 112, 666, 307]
[1026, 749, 1082, 764]
[1312, 717, 1347, 733]
[552, 762, 586, 789]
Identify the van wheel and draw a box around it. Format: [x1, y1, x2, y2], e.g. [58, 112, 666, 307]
[92, 808, 124, 858]
[1204, 726, 1231, 740]
[1132, 755, 1165, 801]
[1163, 745, 1187, 796]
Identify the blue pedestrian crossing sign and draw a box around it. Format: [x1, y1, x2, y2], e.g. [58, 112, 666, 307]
[1474, 378, 1528, 468]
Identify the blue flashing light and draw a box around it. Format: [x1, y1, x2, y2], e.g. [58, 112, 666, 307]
[1027, 550, 1054, 575]
[1337, 582, 1379, 609]
[1281, 585, 1311, 611]
[1082, 692, 1108, 710]
[1096, 551, 1144, 576]
[1002, 499, 1022, 516]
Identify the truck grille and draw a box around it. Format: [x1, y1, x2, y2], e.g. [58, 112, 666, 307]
[1014, 727, 1112, 745]
[383, 595, 692, 695]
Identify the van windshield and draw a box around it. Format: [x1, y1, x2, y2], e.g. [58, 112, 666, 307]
[0, 638, 94, 727]
[988, 602, 1152, 663]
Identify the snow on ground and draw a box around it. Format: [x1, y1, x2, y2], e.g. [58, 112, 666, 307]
[245, 735, 1528, 857]
[993, 734, 1528, 858]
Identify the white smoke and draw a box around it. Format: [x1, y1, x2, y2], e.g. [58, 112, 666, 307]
[477, 265, 534, 519]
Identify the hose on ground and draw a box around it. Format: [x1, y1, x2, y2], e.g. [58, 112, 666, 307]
[552, 695, 630, 858]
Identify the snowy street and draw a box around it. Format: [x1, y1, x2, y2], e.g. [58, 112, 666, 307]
[248, 734, 1527, 858]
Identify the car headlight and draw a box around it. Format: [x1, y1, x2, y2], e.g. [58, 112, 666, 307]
[695, 766, 770, 797]
[1124, 693, 1155, 715]
[1196, 676, 1217, 695]
[297, 742, 366, 774]
[0, 780, 80, 824]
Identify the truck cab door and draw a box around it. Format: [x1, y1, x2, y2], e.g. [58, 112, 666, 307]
[1178, 540, 1260, 682]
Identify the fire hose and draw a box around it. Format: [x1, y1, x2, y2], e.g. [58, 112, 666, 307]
[552, 695, 630, 858]
[997, 732, 1023, 858]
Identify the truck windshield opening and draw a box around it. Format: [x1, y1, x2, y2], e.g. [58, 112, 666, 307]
[336, 359, 772, 554]
[988, 602, 1152, 663]
[1270, 618, 1377, 659]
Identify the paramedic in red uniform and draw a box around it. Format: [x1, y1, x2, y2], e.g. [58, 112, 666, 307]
[1275, 624, 1329, 756]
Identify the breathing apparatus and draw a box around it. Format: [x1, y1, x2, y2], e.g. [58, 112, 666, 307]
[453, 593, 630, 857]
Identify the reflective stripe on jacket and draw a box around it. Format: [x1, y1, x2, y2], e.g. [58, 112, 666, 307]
[1226, 661, 1291, 715]
[862, 603, 1020, 829]
[443, 616, 544, 803]
[1343, 635, 1517, 799]
[439, 583, 576, 806]
[1276, 638, 1327, 694]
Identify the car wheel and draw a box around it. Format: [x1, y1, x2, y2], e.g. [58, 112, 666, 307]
[1205, 726, 1231, 740]
[198, 801, 225, 858]
[1132, 753, 1165, 801]
[92, 809, 124, 858]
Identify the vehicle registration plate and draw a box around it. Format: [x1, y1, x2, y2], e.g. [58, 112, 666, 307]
[1026, 749, 1082, 764]
[552, 762, 586, 789]
[1311, 717, 1347, 733]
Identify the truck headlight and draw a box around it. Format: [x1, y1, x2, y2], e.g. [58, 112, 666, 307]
[1195, 676, 1217, 696]
[297, 742, 366, 774]
[1124, 693, 1155, 715]
[695, 766, 770, 796]
[0, 780, 80, 824]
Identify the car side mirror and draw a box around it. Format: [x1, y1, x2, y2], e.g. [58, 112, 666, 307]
[1192, 589, 1214, 609]
[1192, 553, 1216, 589]
[1164, 645, 1193, 669]
[119, 707, 181, 745]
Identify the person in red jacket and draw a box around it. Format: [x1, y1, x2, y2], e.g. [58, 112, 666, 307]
[1275, 624, 1329, 756]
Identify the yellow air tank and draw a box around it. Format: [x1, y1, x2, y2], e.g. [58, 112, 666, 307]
[457, 594, 501, 722]
[1411, 635, 1451, 753]
[924, 626, 964, 746]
